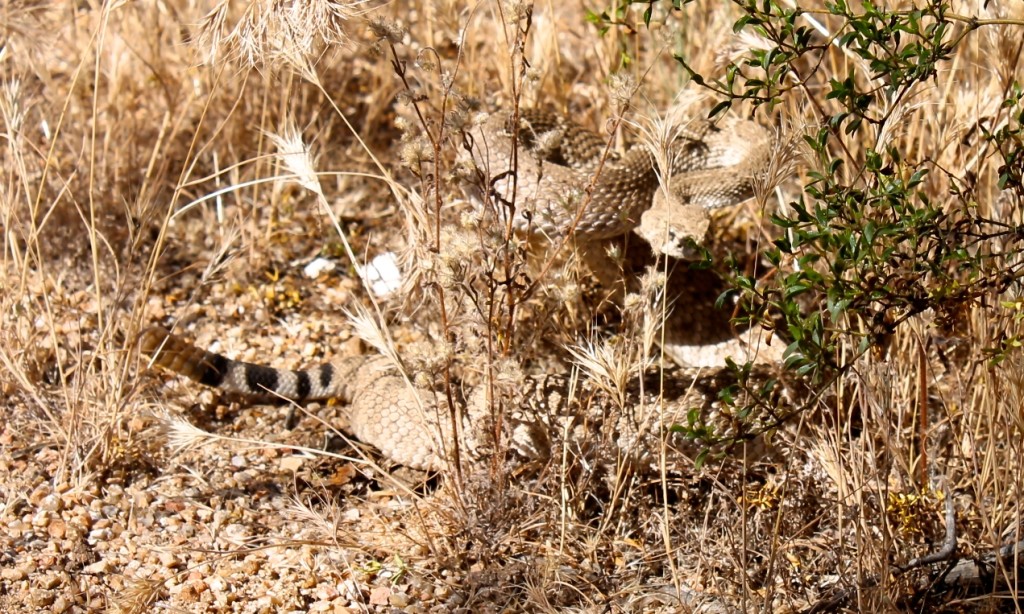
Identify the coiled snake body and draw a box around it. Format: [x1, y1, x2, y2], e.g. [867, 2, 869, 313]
[143, 109, 781, 471]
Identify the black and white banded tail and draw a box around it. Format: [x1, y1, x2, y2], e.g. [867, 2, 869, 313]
[139, 327, 357, 401]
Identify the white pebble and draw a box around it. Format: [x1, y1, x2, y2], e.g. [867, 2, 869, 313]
[303, 257, 336, 279]
[358, 253, 402, 297]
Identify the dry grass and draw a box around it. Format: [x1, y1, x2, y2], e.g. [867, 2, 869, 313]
[1, 0, 1023, 612]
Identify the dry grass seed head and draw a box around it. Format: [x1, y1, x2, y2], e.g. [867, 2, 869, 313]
[0, 79, 28, 137]
[344, 302, 403, 370]
[194, 0, 369, 70]
[287, 493, 345, 544]
[399, 135, 434, 170]
[716, 28, 777, 70]
[566, 338, 635, 410]
[436, 226, 481, 287]
[158, 411, 225, 457]
[752, 123, 802, 208]
[0, 1, 54, 68]
[266, 121, 323, 196]
[633, 92, 708, 188]
[368, 15, 406, 45]
[608, 72, 639, 108]
[503, 0, 534, 23]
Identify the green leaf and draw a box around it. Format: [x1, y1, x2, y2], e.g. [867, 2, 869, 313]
[708, 100, 732, 119]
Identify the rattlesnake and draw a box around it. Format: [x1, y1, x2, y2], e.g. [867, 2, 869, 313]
[142, 109, 782, 471]
[140, 326, 780, 471]
[464, 109, 781, 367]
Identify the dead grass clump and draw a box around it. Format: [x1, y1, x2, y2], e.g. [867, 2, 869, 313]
[2, 0, 1024, 612]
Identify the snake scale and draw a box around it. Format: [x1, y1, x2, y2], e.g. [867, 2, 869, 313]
[466, 109, 772, 240]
